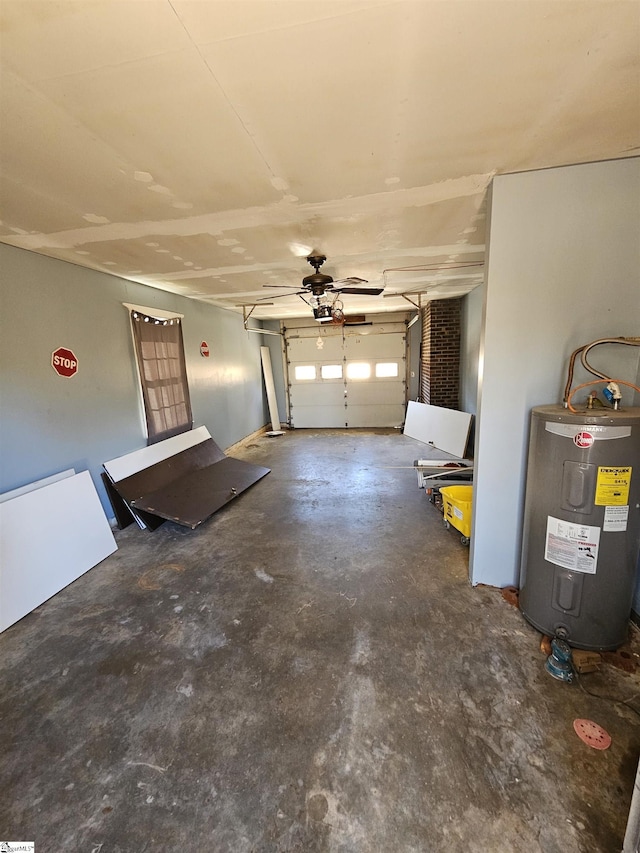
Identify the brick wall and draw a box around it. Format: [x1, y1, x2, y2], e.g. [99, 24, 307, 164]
[420, 298, 461, 408]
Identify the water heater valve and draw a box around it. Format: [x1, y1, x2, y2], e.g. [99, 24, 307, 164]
[603, 381, 622, 409]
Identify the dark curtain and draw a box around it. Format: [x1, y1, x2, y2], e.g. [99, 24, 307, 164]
[130, 311, 193, 445]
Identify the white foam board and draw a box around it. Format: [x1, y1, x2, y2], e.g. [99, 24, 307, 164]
[404, 401, 472, 458]
[260, 346, 282, 432]
[0, 471, 117, 632]
[0, 469, 75, 504]
[103, 426, 211, 483]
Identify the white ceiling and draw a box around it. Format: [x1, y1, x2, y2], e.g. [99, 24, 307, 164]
[1, 0, 638, 321]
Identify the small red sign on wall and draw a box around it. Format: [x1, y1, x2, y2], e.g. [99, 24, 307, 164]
[52, 347, 78, 378]
[200, 341, 210, 357]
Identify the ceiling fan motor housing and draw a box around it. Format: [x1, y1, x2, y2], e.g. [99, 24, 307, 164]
[307, 253, 326, 270]
[302, 272, 334, 293]
[303, 254, 334, 293]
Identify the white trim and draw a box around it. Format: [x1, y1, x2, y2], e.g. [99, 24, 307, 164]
[123, 302, 184, 320]
[246, 326, 283, 337]
[126, 309, 149, 437]
[103, 426, 211, 483]
[0, 469, 75, 504]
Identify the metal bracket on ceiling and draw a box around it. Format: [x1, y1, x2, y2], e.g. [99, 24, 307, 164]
[382, 291, 427, 310]
[235, 304, 283, 337]
[238, 303, 257, 328]
[398, 294, 424, 329]
[399, 293, 426, 311]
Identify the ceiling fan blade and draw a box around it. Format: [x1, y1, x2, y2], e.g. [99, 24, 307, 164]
[256, 290, 305, 301]
[333, 286, 384, 296]
[332, 276, 368, 286]
[262, 284, 301, 289]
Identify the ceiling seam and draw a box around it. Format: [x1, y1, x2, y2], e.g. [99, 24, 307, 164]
[168, 1, 395, 46]
[166, 0, 281, 185]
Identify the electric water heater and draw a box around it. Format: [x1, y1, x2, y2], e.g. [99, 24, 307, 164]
[519, 405, 640, 650]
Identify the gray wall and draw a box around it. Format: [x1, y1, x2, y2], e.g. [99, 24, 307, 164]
[0, 244, 268, 519]
[460, 285, 484, 416]
[471, 157, 640, 588]
[408, 318, 421, 401]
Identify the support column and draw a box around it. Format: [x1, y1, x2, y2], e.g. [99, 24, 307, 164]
[420, 298, 461, 408]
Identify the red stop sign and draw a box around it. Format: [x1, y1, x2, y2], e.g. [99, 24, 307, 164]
[51, 347, 78, 378]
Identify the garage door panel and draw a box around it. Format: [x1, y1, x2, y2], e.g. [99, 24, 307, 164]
[317, 337, 344, 360]
[346, 404, 405, 428]
[288, 336, 344, 361]
[292, 406, 346, 428]
[289, 384, 344, 406]
[346, 381, 405, 405]
[344, 333, 405, 359]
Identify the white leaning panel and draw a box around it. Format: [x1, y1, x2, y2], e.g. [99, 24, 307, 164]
[103, 426, 211, 483]
[0, 468, 75, 504]
[404, 401, 472, 458]
[260, 346, 282, 432]
[0, 471, 117, 632]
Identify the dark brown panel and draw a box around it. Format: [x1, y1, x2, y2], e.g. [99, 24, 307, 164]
[101, 472, 134, 530]
[131, 458, 270, 529]
[101, 471, 165, 530]
[114, 438, 226, 502]
[135, 508, 166, 531]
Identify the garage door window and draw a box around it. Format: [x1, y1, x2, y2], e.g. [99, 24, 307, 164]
[375, 362, 399, 378]
[321, 364, 343, 379]
[346, 362, 371, 380]
[294, 365, 317, 380]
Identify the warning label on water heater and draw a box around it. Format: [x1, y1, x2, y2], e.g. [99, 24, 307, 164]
[603, 505, 629, 532]
[545, 516, 600, 574]
[594, 466, 631, 506]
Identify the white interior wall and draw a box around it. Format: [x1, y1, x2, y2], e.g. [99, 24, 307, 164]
[471, 158, 640, 588]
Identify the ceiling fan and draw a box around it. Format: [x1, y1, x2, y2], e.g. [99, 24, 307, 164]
[261, 254, 384, 322]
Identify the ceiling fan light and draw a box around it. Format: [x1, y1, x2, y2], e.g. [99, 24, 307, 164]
[313, 304, 333, 322]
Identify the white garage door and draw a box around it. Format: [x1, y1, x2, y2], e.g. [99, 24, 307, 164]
[285, 320, 407, 428]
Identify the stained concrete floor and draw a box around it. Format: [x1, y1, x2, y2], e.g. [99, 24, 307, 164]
[1, 429, 639, 852]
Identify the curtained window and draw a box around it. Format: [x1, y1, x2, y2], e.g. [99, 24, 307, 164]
[130, 310, 193, 445]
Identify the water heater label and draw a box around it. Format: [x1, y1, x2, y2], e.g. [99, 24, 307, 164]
[545, 516, 600, 574]
[595, 466, 631, 506]
[603, 505, 629, 532]
[545, 423, 631, 441]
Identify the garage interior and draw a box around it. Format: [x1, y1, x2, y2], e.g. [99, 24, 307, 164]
[1, 2, 639, 851]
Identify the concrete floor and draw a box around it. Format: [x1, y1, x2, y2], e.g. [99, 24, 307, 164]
[1, 429, 638, 852]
